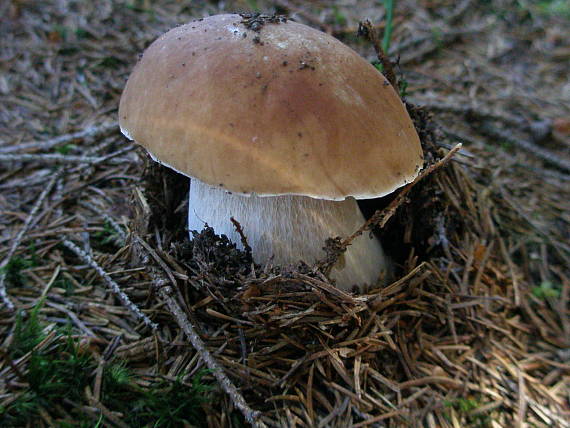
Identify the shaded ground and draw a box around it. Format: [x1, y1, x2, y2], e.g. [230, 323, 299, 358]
[0, 0, 568, 427]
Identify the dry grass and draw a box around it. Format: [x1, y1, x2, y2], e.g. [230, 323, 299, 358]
[1, 0, 569, 427]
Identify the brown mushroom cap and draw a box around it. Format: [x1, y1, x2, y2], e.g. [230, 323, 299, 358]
[119, 14, 423, 200]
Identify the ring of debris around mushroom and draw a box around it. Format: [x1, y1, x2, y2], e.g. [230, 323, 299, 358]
[126, 98, 557, 425]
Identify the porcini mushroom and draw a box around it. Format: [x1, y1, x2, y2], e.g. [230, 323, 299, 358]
[119, 14, 423, 291]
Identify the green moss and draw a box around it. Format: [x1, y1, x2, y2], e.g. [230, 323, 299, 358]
[51, 24, 68, 40]
[103, 368, 211, 427]
[1, 250, 39, 288]
[532, 0, 570, 19]
[444, 396, 492, 427]
[532, 280, 561, 299]
[332, 6, 347, 26]
[9, 298, 46, 359]
[91, 220, 123, 249]
[3, 325, 212, 427]
[28, 337, 94, 402]
[2, 333, 95, 426]
[53, 276, 76, 297]
[97, 56, 126, 70]
[398, 78, 409, 98]
[55, 143, 77, 155]
[245, 0, 260, 12]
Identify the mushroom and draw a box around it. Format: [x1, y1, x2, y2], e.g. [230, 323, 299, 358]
[119, 14, 423, 291]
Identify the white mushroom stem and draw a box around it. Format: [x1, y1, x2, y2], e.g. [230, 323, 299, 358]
[188, 179, 391, 291]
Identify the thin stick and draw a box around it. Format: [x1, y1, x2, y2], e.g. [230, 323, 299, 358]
[131, 236, 260, 423]
[439, 124, 570, 182]
[0, 122, 117, 154]
[317, 144, 461, 274]
[0, 170, 63, 310]
[341, 143, 462, 250]
[481, 124, 570, 172]
[62, 240, 159, 331]
[79, 201, 127, 245]
[409, 98, 527, 129]
[411, 98, 570, 172]
[230, 217, 252, 254]
[358, 20, 398, 88]
[394, 23, 489, 64]
[0, 152, 132, 166]
[444, 0, 473, 23]
[157, 282, 263, 427]
[0, 138, 132, 309]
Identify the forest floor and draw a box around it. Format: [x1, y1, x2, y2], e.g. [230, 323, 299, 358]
[0, 0, 569, 427]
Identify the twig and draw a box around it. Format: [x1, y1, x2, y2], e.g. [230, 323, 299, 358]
[394, 23, 489, 64]
[412, 97, 570, 172]
[79, 201, 128, 245]
[318, 396, 350, 428]
[0, 273, 14, 312]
[0, 122, 117, 154]
[358, 20, 398, 88]
[443, 0, 473, 23]
[0, 151, 132, 166]
[480, 124, 570, 172]
[440, 125, 570, 182]
[410, 98, 527, 130]
[0, 170, 63, 310]
[62, 240, 159, 331]
[317, 144, 461, 274]
[134, 236, 178, 288]
[157, 282, 263, 427]
[0, 136, 133, 310]
[341, 144, 462, 251]
[45, 301, 97, 337]
[230, 217, 252, 255]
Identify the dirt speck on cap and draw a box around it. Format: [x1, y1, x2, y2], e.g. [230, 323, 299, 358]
[239, 12, 287, 32]
[239, 12, 288, 45]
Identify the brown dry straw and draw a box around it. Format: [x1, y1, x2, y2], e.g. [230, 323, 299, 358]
[1, 1, 568, 427]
